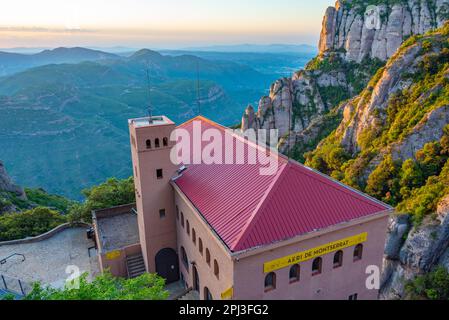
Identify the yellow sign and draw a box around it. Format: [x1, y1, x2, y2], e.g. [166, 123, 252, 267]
[221, 287, 233, 300]
[105, 250, 122, 260]
[263, 233, 368, 273]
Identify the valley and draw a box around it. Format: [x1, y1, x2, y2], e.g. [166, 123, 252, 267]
[0, 47, 311, 199]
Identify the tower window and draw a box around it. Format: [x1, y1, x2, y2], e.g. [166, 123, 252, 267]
[289, 264, 300, 283]
[155, 138, 160, 148]
[159, 209, 166, 219]
[199, 238, 203, 255]
[333, 250, 343, 268]
[146, 139, 152, 149]
[156, 169, 163, 179]
[206, 249, 211, 266]
[354, 244, 363, 261]
[181, 212, 184, 228]
[312, 257, 322, 276]
[163, 137, 168, 147]
[186, 220, 190, 235]
[192, 228, 196, 245]
[214, 260, 219, 279]
[264, 272, 276, 292]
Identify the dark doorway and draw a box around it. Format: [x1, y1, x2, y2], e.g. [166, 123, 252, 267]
[193, 265, 200, 291]
[204, 287, 213, 300]
[155, 248, 179, 284]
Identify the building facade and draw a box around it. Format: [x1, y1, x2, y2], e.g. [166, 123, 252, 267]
[94, 115, 391, 300]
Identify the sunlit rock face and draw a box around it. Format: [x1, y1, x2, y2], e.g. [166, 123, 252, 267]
[241, 0, 449, 155]
[319, 0, 449, 62]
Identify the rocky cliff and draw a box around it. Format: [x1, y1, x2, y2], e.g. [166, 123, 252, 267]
[381, 197, 449, 299]
[242, 0, 449, 158]
[320, 0, 449, 62]
[306, 22, 449, 298]
[0, 161, 26, 214]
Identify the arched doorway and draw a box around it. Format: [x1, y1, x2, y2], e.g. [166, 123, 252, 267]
[155, 248, 179, 284]
[204, 287, 213, 300]
[193, 265, 200, 291]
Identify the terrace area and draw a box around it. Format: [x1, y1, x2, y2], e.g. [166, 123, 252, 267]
[93, 204, 140, 253]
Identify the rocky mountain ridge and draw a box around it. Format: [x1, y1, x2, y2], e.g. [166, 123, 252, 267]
[242, 0, 449, 299]
[306, 22, 449, 299]
[242, 0, 449, 159]
[320, 0, 449, 62]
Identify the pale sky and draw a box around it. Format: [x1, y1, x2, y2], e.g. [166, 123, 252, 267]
[0, 0, 335, 49]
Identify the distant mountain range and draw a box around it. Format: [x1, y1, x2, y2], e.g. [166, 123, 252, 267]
[180, 44, 317, 54]
[0, 46, 311, 199]
[0, 47, 120, 76]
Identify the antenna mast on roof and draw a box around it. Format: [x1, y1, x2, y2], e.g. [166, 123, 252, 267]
[196, 61, 201, 116]
[288, 96, 292, 160]
[146, 63, 153, 124]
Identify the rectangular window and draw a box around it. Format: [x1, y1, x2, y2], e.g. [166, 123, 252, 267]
[159, 209, 166, 219]
[156, 169, 163, 179]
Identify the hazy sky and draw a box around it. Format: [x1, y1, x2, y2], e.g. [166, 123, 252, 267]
[0, 0, 335, 49]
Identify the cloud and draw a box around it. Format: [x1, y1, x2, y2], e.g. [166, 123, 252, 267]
[0, 26, 97, 33]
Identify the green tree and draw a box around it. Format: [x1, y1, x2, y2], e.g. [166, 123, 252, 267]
[416, 142, 446, 178]
[366, 155, 401, 204]
[399, 159, 424, 198]
[406, 267, 449, 300]
[0, 207, 67, 241]
[25, 271, 169, 300]
[68, 177, 135, 223]
[25, 187, 73, 213]
[397, 176, 447, 223]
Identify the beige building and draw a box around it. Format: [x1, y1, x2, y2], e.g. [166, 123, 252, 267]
[93, 115, 392, 300]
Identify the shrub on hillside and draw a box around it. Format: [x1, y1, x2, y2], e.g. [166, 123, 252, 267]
[68, 177, 135, 223]
[0, 207, 67, 241]
[25, 271, 169, 300]
[405, 266, 449, 300]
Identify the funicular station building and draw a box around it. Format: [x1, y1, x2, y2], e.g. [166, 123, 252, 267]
[92, 115, 392, 300]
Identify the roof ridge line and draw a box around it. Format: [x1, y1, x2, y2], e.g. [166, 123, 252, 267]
[176, 115, 222, 129]
[232, 161, 289, 250]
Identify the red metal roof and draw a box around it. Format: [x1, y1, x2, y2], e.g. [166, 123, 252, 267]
[173, 116, 390, 253]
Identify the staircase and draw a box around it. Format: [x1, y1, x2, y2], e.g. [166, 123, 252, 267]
[126, 254, 146, 279]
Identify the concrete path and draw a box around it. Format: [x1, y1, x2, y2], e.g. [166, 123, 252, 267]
[0, 227, 99, 289]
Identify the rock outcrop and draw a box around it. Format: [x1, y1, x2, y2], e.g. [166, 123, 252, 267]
[0, 161, 26, 214]
[381, 196, 449, 299]
[242, 0, 449, 155]
[335, 27, 449, 168]
[320, 0, 449, 62]
[0, 161, 24, 197]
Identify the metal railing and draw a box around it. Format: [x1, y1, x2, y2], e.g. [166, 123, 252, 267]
[0, 253, 25, 265]
[0, 274, 32, 296]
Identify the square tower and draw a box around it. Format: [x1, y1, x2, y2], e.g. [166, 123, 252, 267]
[129, 116, 179, 281]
